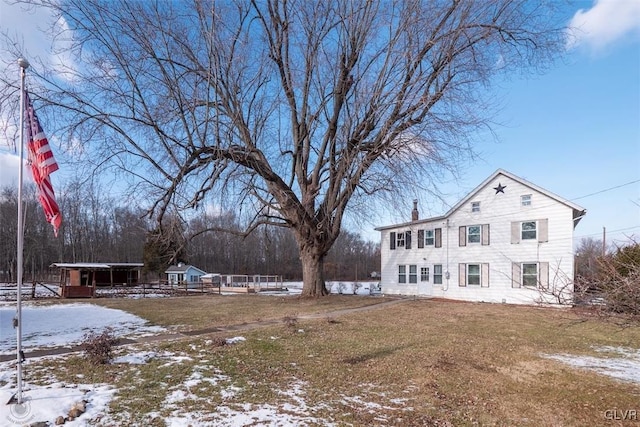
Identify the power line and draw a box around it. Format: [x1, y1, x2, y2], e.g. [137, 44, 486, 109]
[570, 179, 640, 201]
[574, 225, 640, 240]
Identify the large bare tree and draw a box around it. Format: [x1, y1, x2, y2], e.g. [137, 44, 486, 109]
[1, 0, 565, 296]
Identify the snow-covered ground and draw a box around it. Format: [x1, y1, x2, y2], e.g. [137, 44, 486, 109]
[542, 346, 640, 385]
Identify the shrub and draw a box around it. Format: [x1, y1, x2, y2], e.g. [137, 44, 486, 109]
[576, 241, 640, 325]
[81, 328, 119, 364]
[283, 314, 298, 328]
[209, 337, 228, 347]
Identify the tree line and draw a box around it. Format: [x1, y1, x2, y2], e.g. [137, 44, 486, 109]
[0, 183, 380, 283]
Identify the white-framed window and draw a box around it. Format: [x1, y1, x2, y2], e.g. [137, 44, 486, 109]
[396, 232, 405, 248]
[511, 219, 548, 244]
[512, 262, 548, 288]
[409, 265, 417, 283]
[471, 201, 480, 213]
[521, 221, 537, 240]
[467, 264, 481, 285]
[433, 264, 443, 285]
[522, 263, 538, 287]
[521, 194, 532, 207]
[425, 229, 435, 246]
[459, 263, 489, 287]
[398, 265, 406, 283]
[468, 225, 481, 244]
[420, 267, 429, 282]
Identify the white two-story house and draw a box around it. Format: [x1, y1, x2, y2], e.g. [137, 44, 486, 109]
[375, 169, 586, 305]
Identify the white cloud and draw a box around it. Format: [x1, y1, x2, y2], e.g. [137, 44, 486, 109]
[1, 1, 81, 88]
[567, 0, 640, 51]
[0, 2, 59, 67]
[0, 151, 23, 189]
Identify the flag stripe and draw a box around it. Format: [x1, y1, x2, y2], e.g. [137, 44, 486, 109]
[25, 92, 62, 237]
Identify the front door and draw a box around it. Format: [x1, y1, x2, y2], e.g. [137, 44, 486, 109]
[417, 266, 432, 296]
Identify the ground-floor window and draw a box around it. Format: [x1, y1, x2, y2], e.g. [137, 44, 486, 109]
[459, 263, 489, 287]
[409, 265, 417, 283]
[512, 262, 548, 288]
[522, 263, 538, 287]
[398, 265, 406, 283]
[467, 264, 481, 285]
[434, 264, 443, 284]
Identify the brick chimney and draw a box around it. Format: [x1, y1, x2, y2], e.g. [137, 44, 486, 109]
[411, 199, 419, 221]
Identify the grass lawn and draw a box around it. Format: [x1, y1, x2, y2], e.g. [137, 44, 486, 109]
[91, 294, 398, 330]
[19, 296, 640, 425]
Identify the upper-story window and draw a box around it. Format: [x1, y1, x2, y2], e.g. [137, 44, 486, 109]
[471, 201, 480, 213]
[511, 219, 548, 244]
[425, 230, 435, 246]
[521, 221, 537, 240]
[390, 231, 412, 250]
[521, 194, 532, 207]
[459, 224, 489, 246]
[467, 225, 481, 244]
[418, 228, 442, 248]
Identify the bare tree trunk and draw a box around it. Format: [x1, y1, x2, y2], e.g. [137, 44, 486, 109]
[299, 244, 329, 297]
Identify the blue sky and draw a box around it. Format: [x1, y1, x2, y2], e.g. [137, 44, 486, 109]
[440, 37, 639, 247]
[1, 0, 639, 247]
[369, 0, 640, 247]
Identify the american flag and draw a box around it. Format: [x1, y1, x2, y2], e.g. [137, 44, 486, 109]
[25, 92, 62, 237]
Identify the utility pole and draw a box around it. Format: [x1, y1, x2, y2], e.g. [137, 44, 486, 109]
[602, 227, 606, 257]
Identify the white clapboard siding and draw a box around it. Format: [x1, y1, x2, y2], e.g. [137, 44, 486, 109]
[376, 169, 584, 305]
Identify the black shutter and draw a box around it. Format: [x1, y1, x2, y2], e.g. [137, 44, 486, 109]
[435, 228, 442, 248]
[405, 231, 412, 249]
[418, 230, 424, 248]
[390, 232, 396, 250]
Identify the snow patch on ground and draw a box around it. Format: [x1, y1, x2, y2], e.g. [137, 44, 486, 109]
[112, 350, 159, 365]
[0, 382, 115, 426]
[542, 346, 640, 385]
[159, 375, 337, 427]
[0, 303, 165, 354]
[225, 336, 246, 345]
[0, 354, 116, 426]
[282, 281, 380, 296]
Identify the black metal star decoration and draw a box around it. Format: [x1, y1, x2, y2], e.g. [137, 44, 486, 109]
[493, 183, 506, 194]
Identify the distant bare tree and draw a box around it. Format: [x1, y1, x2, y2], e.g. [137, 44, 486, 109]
[575, 237, 605, 293]
[0, 0, 566, 295]
[575, 239, 640, 325]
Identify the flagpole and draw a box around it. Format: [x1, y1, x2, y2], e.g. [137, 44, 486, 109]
[15, 57, 29, 405]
